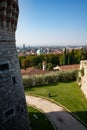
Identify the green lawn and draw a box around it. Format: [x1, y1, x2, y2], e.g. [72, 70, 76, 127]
[25, 82, 87, 125]
[27, 106, 54, 130]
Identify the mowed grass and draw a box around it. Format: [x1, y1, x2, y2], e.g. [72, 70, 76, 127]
[27, 106, 54, 130]
[25, 82, 87, 124]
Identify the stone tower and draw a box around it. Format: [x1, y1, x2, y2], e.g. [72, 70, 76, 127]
[79, 60, 87, 98]
[0, 0, 30, 130]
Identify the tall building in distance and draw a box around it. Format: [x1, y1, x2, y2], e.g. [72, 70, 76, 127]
[0, 0, 30, 130]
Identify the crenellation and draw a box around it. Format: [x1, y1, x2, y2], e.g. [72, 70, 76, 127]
[0, 0, 19, 32]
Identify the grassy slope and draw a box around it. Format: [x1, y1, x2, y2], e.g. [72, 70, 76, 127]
[28, 106, 54, 130]
[25, 82, 87, 124]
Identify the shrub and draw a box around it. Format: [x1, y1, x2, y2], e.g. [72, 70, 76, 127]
[23, 76, 34, 87]
[46, 63, 53, 70]
[23, 70, 78, 88]
[43, 73, 56, 84]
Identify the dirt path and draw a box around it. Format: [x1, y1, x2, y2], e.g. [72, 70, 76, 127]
[26, 96, 87, 130]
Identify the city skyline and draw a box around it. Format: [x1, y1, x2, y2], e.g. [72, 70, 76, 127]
[16, 0, 87, 46]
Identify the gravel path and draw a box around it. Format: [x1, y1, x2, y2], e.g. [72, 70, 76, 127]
[26, 96, 87, 130]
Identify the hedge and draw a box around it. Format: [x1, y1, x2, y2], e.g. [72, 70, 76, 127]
[22, 70, 78, 88]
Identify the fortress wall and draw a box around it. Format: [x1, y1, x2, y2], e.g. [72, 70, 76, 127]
[80, 60, 87, 98]
[0, 1, 30, 130]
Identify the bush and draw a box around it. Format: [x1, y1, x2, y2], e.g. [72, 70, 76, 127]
[46, 63, 53, 70]
[23, 76, 34, 87]
[23, 70, 78, 88]
[56, 70, 78, 82]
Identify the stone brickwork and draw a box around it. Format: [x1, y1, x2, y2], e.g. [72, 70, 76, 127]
[0, 0, 30, 130]
[79, 60, 87, 98]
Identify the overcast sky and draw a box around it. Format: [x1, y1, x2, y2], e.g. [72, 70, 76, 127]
[16, 0, 87, 46]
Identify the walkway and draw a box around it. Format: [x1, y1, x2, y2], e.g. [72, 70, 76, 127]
[26, 96, 87, 130]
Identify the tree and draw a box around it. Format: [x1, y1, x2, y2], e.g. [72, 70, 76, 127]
[63, 48, 68, 65]
[47, 63, 53, 70]
[22, 58, 29, 69]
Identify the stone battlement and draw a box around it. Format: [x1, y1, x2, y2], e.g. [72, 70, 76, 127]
[0, 0, 19, 32]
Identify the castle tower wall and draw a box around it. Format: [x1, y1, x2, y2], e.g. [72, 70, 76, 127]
[0, 0, 30, 130]
[80, 60, 87, 98]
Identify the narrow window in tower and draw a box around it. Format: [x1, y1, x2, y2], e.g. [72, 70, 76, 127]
[5, 108, 14, 117]
[0, 63, 9, 72]
[4, 107, 15, 121]
[12, 76, 16, 85]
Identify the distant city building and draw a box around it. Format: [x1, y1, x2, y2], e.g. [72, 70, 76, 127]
[17, 45, 87, 56]
[23, 44, 25, 50]
[36, 48, 43, 55]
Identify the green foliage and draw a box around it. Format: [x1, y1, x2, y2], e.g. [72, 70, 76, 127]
[63, 48, 68, 65]
[19, 56, 26, 68]
[25, 82, 87, 124]
[37, 63, 42, 69]
[46, 63, 53, 70]
[23, 70, 78, 88]
[19, 54, 61, 69]
[22, 58, 29, 69]
[19, 48, 87, 69]
[58, 70, 77, 82]
[80, 47, 87, 60]
[23, 76, 34, 87]
[59, 54, 64, 65]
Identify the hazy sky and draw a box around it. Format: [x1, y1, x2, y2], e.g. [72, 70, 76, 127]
[16, 0, 87, 46]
